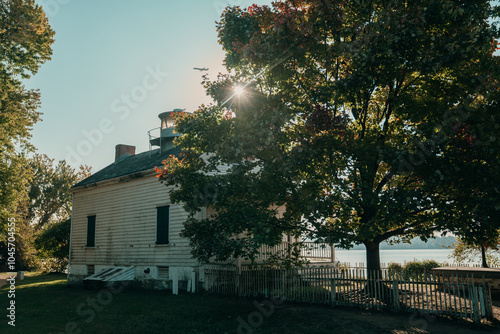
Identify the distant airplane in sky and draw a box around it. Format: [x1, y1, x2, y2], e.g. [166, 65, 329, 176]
[193, 67, 209, 71]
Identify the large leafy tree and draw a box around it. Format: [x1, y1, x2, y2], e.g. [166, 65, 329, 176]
[158, 0, 500, 272]
[0, 155, 90, 271]
[429, 68, 500, 268]
[26, 154, 91, 229]
[449, 237, 500, 268]
[0, 0, 55, 233]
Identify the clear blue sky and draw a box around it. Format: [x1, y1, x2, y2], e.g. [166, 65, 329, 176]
[28, 0, 270, 172]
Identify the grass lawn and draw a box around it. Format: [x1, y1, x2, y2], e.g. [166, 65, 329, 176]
[0, 273, 498, 334]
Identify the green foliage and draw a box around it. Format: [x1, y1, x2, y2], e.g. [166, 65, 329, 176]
[387, 262, 403, 276]
[34, 219, 71, 272]
[0, 217, 40, 271]
[0, 154, 90, 271]
[449, 237, 500, 267]
[27, 154, 91, 229]
[401, 260, 440, 280]
[402, 262, 425, 279]
[0, 0, 55, 233]
[428, 84, 500, 264]
[262, 242, 310, 268]
[158, 0, 500, 271]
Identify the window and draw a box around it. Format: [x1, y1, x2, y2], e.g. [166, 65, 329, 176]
[156, 206, 169, 245]
[86, 215, 96, 247]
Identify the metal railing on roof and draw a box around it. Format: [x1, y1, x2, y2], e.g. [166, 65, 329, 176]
[148, 127, 161, 157]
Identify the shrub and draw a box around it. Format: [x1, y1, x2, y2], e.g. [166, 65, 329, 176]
[421, 259, 440, 275]
[403, 260, 440, 280]
[387, 262, 403, 276]
[403, 261, 425, 279]
[34, 219, 70, 273]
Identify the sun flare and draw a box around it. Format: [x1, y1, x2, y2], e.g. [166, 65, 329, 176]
[234, 85, 245, 96]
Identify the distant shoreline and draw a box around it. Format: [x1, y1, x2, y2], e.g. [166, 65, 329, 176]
[335, 248, 464, 265]
[341, 236, 457, 251]
[346, 246, 453, 250]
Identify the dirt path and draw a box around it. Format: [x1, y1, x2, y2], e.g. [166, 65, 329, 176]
[0, 272, 14, 289]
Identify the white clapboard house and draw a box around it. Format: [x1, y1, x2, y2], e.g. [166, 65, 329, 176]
[68, 110, 335, 289]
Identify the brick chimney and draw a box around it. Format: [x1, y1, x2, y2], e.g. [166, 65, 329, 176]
[115, 144, 135, 162]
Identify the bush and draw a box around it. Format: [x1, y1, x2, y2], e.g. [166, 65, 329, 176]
[403, 261, 425, 278]
[402, 260, 440, 280]
[387, 262, 403, 276]
[34, 219, 70, 273]
[421, 259, 440, 274]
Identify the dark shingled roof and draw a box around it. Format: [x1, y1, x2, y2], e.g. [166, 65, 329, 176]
[71, 147, 182, 189]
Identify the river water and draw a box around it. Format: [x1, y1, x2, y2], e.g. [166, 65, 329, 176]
[334, 248, 468, 266]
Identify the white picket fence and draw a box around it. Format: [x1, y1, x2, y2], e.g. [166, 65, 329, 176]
[203, 265, 493, 323]
[336, 262, 496, 270]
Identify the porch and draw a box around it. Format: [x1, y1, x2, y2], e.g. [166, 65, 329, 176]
[247, 241, 336, 264]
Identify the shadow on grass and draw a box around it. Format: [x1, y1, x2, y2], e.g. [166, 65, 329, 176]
[0, 273, 498, 334]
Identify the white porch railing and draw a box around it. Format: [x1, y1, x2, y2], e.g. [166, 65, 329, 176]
[254, 242, 335, 262]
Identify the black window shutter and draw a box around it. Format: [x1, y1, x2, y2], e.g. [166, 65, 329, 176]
[156, 206, 169, 244]
[87, 215, 96, 247]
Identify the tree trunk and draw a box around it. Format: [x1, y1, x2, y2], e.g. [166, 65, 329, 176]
[361, 240, 394, 303]
[481, 244, 489, 268]
[364, 240, 382, 273]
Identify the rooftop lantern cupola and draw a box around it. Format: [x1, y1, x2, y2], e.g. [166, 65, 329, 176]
[149, 108, 186, 153]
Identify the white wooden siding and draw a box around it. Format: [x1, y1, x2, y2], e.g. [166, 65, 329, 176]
[70, 173, 200, 268]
